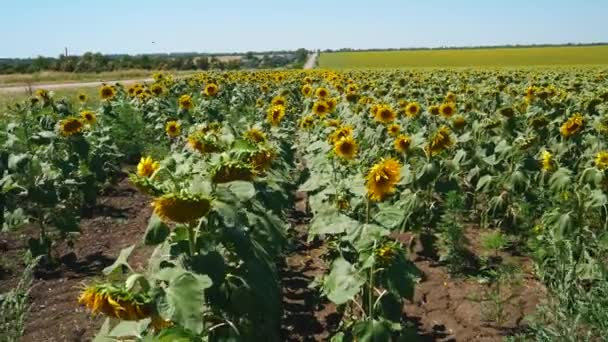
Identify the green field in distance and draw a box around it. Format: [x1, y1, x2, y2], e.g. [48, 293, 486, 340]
[318, 45, 608, 68]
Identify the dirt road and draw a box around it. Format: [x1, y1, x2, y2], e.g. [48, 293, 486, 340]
[0, 78, 153, 94]
[303, 52, 318, 70]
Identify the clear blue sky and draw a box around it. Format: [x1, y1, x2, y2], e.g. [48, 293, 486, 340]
[1, 0, 606, 58]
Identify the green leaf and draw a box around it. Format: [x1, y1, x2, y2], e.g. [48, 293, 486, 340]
[125, 273, 150, 292]
[351, 319, 392, 342]
[373, 205, 403, 230]
[224, 181, 255, 201]
[145, 214, 170, 245]
[92, 318, 112, 342]
[310, 210, 359, 236]
[384, 254, 419, 300]
[323, 257, 365, 305]
[103, 244, 135, 276]
[108, 319, 150, 339]
[476, 174, 493, 191]
[160, 271, 212, 334]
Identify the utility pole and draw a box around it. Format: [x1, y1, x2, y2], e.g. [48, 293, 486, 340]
[65, 47, 68, 57]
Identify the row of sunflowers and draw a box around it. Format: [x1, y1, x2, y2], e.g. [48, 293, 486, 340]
[2, 66, 608, 340]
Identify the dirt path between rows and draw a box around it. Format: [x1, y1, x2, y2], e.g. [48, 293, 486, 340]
[303, 52, 318, 70]
[0, 79, 154, 94]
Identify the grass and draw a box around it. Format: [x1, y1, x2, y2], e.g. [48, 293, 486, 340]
[0, 69, 195, 87]
[319, 45, 608, 68]
[0, 87, 100, 112]
[0, 259, 37, 342]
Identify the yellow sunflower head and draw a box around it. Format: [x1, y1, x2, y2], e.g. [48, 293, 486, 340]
[326, 97, 338, 113]
[405, 102, 421, 118]
[36, 89, 49, 100]
[440, 102, 456, 118]
[329, 125, 354, 143]
[394, 134, 411, 153]
[59, 117, 84, 137]
[301, 84, 313, 97]
[137, 156, 160, 177]
[376, 105, 396, 124]
[244, 127, 267, 143]
[204, 83, 219, 97]
[445, 92, 456, 103]
[594, 151, 608, 170]
[78, 283, 153, 321]
[300, 115, 315, 130]
[388, 124, 401, 136]
[426, 125, 453, 156]
[99, 85, 116, 100]
[560, 113, 584, 138]
[315, 87, 329, 99]
[211, 161, 255, 184]
[150, 84, 163, 96]
[78, 93, 88, 102]
[313, 100, 330, 117]
[366, 158, 402, 202]
[541, 150, 553, 171]
[178, 94, 193, 110]
[267, 105, 286, 126]
[428, 105, 440, 116]
[452, 115, 466, 130]
[80, 110, 97, 125]
[334, 136, 358, 160]
[271, 95, 287, 107]
[152, 193, 211, 223]
[248, 148, 276, 173]
[165, 120, 181, 137]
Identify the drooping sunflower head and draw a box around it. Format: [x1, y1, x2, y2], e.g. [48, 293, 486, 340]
[560, 113, 584, 138]
[78, 93, 88, 102]
[137, 156, 160, 177]
[300, 115, 315, 130]
[267, 105, 286, 126]
[80, 110, 97, 125]
[394, 134, 411, 153]
[440, 102, 456, 118]
[301, 84, 313, 97]
[426, 125, 453, 156]
[152, 193, 212, 223]
[244, 127, 267, 143]
[211, 160, 255, 184]
[204, 83, 219, 97]
[452, 115, 466, 130]
[271, 95, 287, 107]
[99, 85, 116, 100]
[312, 100, 330, 117]
[165, 120, 181, 138]
[178, 94, 193, 110]
[59, 117, 84, 137]
[366, 158, 401, 202]
[248, 147, 276, 173]
[334, 136, 358, 160]
[387, 124, 401, 136]
[499, 107, 515, 118]
[445, 92, 457, 103]
[187, 132, 222, 155]
[78, 283, 152, 321]
[375, 105, 396, 123]
[315, 87, 329, 99]
[595, 151, 608, 170]
[541, 150, 553, 171]
[405, 102, 421, 118]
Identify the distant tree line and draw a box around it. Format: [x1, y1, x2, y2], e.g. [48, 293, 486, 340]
[0, 48, 310, 74]
[323, 42, 608, 53]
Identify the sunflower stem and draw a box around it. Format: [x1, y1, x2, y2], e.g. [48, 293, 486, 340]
[187, 222, 196, 257]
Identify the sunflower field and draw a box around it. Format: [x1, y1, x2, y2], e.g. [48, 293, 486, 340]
[2, 66, 608, 341]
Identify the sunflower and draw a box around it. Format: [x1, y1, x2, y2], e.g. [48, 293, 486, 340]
[78, 283, 152, 321]
[271, 95, 287, 107]
[334, 136, 358, 160]
[405, 102, 421, 118]
[560, 113, 584, 137]
[325, 119, 341, 128]
[452, 115, 466, 130]
[366, 158, 401, 201]
[150, 84, 163, 96]
[137, 156, 160, 177]
[428, 105, 440, 116]
[204, 83, 219, 96]
[244, 127, 267, 143]
[36, 89, 49, 100]
[300, 115, 315, 129]
[260, 84, 270, 93]
[152, 193, 211, 223]
[374, 105, 396, 123]
[376, 244, 398, 264]
[329, 125, 354, 143]
[99, 85, 115, 100]
[78, 93, 88, 102]
[301, 84, 313, 97]
[394, 134, 411, 153]
[211, 162, 255, 183]
[267, 105, 286, 126]
[326, 97, 338, 113]
[426, 125, 453, 156]
[59, 117, 84, 137]
[80, 110, 97, 125]
[316, 87, 329, 98]
[313, 100, 330, 117]
[166, 121, 181, 137]
[249, 148, 276, 173]
[541, 150, 553, 171]
[595, 151, 608, 170]
[445, 92, 456, 103]
[347, 84, 358, 93]
[178, 94, 193, 110]
[387, 124, 401, 136]
[440, 102, 456, 118]
[498, 107, 515, 118]
[187, 133, 222, 154]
